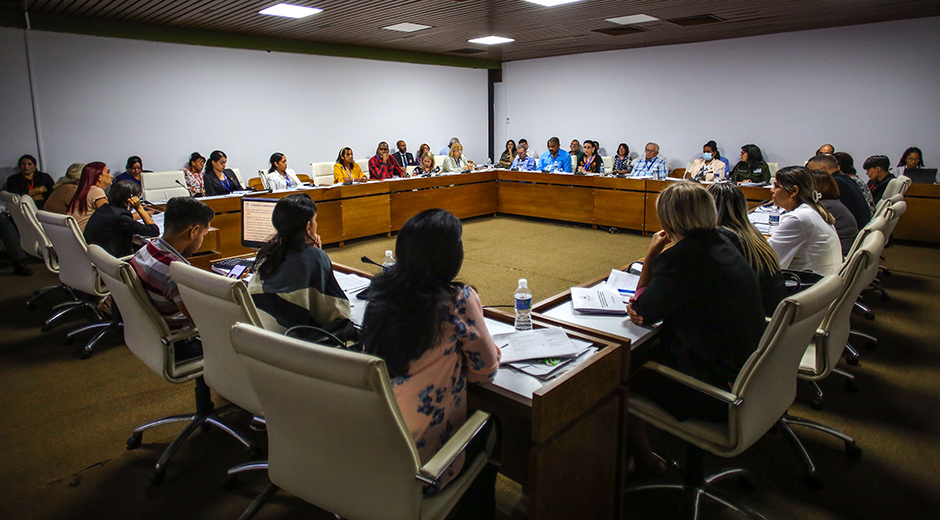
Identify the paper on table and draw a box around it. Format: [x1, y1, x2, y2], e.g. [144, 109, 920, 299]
[507, 339, 596, 380]
[147, 211, 166, 235]
[603, 269, 640, 301]
[570, 287, 628, 314]
[494, 327, 581, 364]
[334, 271, 371, 294]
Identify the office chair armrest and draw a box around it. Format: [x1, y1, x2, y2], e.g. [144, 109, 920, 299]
[813, 328, 829, 340]
[416, 410, 491, 484]
[161, 327, 200, 346]
[639, 362, 743, 407]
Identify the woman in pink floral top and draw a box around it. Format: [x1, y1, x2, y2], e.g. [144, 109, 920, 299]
[362, 209, 500, 501]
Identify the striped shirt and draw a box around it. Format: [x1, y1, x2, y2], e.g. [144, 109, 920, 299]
[130, 238, 191, 329]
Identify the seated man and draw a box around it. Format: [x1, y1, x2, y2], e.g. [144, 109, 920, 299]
[392, 140, 416, 168]
[510, 143, 538, 171]
[807, 154, 871, 227]
[368, 142, 406, 180]
[440, 137, 460, 156]
[537, 137, 572, 173]
[570, 139, 584, 172]
[816, 144, 835, 155]
[631, 142, 668, 178]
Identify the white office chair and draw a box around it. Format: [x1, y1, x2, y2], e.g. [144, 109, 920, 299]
[230, 167, 245, 189]
[230, 323, 497, 520]
[140, 170, 189, 201]
[86, 245, 259, 485]
[35, 211, 118, 358]
[356, 159, 370, 176]
[309, 161, 335, 186]
[255, 169, 270, 190]
[601, 155, 613, 173]
[627, 275, 845, 518]
[768, 162, 779, 180]
[433, 155, 445, 169]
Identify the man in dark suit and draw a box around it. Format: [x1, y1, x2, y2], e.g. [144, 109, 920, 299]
[807, 154, 871, 227]
[392, 140, 416, 168]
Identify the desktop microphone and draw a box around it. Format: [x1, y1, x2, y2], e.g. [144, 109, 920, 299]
[360, 256, 383, 268]
[175, 179, 194, 196]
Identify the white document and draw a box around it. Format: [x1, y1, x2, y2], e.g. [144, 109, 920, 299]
[334, 271, 371, 294]
[570, 287, 628, 315]
[148, 211, 166, 236]
[494, 327, 581, 364]
[507, 339, 596, 380]
[603, 269, 640, 301]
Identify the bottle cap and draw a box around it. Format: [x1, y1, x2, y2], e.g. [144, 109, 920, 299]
[385, 250, 393, 256]
[519, 278, 527, 287]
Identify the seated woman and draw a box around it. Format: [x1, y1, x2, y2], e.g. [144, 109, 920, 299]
[413, 152, 441, 176]
[497, 139, 516, 169]
[266, 152, 303, 190]
[183, 152, 206, 197]
[626, 182, 765, 474]
[768, 166, 842, 275]
[895, 146, 925, 176]
[707, 182, 787, 316]
[67, 162, 113, 231]
[834, 151, 874, 213]
[362, 208, 500, 502]
[686, 140, 727, 181]
[202, 150, 243, 196]
[811, 169, 859, 256]
[333, 147, 368, 184]
[611, 143, 632, 174]
[863, 155, 896, 205]
[416, 143, 431, 162]
[4, 155, 55, 210]
[730, 144, 771, 184]
[113, 156, 144, 186]
[576, 140, 603, 174]
[44, 163, 85, 214]
[83, 180, 158, 257]
[248, 194, 352, 336]
[441, 143, 475, 173]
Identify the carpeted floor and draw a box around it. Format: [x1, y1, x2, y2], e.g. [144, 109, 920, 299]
[1, 215, 938, 520]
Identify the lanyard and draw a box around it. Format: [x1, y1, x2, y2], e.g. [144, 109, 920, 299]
[220, 174, 231, 191]
[583, 154, 595, 170]
[284, 173, 292, 187]
[344, 164, 353, 181]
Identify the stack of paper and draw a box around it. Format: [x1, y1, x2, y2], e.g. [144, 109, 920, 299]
[492, 328, 595, 381]
[601, 269, 640, 302]
[570, 287, 628, 315]
[334, 271, 371, 295]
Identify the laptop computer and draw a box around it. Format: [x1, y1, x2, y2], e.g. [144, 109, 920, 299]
[903, 168, 938, 184]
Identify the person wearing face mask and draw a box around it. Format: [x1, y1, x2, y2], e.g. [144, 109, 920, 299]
[266, 152, 303, 190]
[576, 140, 603, 174]
[83, 180, 158, 257]
[685, 140, 727, 181]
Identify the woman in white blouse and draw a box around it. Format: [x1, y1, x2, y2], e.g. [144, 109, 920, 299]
[441, 143, 474, 173]
[266, 152, 303, 190]
[768, 166, 842, 275]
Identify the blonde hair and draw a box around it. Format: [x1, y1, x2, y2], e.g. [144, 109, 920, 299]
[707, 182, 781, 275]
[419, 152, 435, 170]
[448, 143, 463, 159]
[656, 181, 716, 237]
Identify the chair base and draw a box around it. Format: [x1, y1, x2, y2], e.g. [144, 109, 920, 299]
[625, 446, 765, 520]
[238, 483, 280, 520]
[801, 368, 856, 409]
[64, 314, 123, 359]
[850, 329, 878, 350]
[777, 414, 862, 488]
[27, 283, 77, 310]
[42, 299, 102, 332]
[126, 402, 260, 486]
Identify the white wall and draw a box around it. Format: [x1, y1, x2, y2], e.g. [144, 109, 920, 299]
[496, 17, 940, 173]
[0, 29, 40, 185]
[0, 28, 488, 183]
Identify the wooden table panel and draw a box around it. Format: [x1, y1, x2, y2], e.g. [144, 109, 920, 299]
[498, 181, 594, 224]
[593, 176, 647, 191]
[894, 196, 940, 242]
[594, 190, 646, 230]
[341, 195, 391, 240]
[316, 200, 344, 245]
[645, 192, 661, 233]
[498, 170, 596, 187]
[390, 182, 497, 231]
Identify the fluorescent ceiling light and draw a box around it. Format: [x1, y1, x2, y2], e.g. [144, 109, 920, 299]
[523, 0, 582, 6]
[383, 22, 432, 33]
[259, 3, 322, 19]
[468, 36, 514, 45]
[606, 14, 659, 25]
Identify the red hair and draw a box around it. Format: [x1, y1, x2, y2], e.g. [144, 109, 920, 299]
[68, 162, 107, 215]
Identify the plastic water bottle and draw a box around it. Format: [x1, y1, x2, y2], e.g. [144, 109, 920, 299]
[382, 250, 396, 273]
[514, 279, 533, 331]
[768, 206, 781, 233]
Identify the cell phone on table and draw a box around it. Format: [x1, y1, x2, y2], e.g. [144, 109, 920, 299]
[227, 264, 247, 279]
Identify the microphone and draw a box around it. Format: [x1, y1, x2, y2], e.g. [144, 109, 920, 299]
[360, 256, 383, 268]
[175, 179, 194, 196]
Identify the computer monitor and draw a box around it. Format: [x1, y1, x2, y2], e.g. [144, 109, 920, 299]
[903, 168, 938, 184]
[241, 197, 278, 249]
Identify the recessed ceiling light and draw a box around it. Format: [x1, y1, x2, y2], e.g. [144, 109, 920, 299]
[606, 14, 660, 25]
[468, 36, 514, 45]
[259, 3, 322, 19]
[523, 0, 582, 6]
[383, 22, 432, 33]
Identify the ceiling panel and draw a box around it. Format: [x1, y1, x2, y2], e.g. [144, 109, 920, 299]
[4, 0, 939, 63]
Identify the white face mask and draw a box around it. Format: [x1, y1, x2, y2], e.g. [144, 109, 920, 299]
[703, 152, 713, 161]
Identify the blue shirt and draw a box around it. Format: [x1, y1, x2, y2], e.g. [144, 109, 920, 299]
[631, 156, 668, 178]
[510, 155, 538, 171]
[113, 172, 141, 186]
[538, 149, 572, 173]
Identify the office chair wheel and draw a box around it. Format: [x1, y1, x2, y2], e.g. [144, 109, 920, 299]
[150, 468, 166, 486]
[63, 335, 74, 345]
[805, 473, 824, 489]
[80, 350, 92, 360]
[845, 442, 863, 459]
[737, 473, 756, 493]
[882, 268, 892, 277]
[126, 432, 142, 450]
[248, 445, 265, 459]
[881, 292, 890, 302]
[221, 474, 239, 490]
[27, 302, 36, 311]
[41, 324, 51, 332]
[865, 340, 877, 350]
[863, 311, 875, 321]
[846, 355, 860, 366]
[810, 398, 823, 410]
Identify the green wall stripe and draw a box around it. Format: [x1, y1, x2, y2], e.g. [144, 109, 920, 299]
[0, 10, 501, 70]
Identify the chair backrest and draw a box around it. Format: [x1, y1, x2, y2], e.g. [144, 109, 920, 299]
[2, 191, 46, 264]
[356, 159, 370, 174]
[230, 167, 245, 187]
[256, 170, 270, 190]
[882, 177, 906, 200]
[170, 262, 264, 415]
[87, 244, 202, 383]
[433, 155, 445, 169]
[140, 170, 189, 201]
[297, 173, 312, 184]
[231, 323, 425, 520]
[36, 211, 106, 296]
[817, 232, 886, 379]
[310, 162, 335, 186]
[839, 216, 887, 276]
[730, 275, 843, 451]
[899, 175, 913, 195]
[248, 178, 265, 191]
[601, 155, 613, 172]
[882, 200, 907, 240]
[767, 162, 779, 179]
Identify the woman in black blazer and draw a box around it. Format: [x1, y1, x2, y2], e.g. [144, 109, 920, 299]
[626, 181, 766, 475]
[203, 150, 243, 196]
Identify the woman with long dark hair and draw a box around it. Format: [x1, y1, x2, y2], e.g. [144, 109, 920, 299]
[612, 143, 632, 174]
[203, 150, 243, 196]
[497, 139, 517, 169]
[730, 144, 771, 184]
[768, 166, 841, 275]
[247, 193, 350, 334]
[362, 209, 500, 500]
[67, 162, 113, 231]
[896, 146, 925, 175]
[332, 147, 367, 184]
[266, 152, 303, 190]
[707, 182, 786, 315]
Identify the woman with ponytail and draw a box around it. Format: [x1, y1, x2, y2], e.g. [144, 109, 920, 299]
[768, 166, 841, 275]
[247, 193, 351, 334]
[362, 209, 500, 508]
